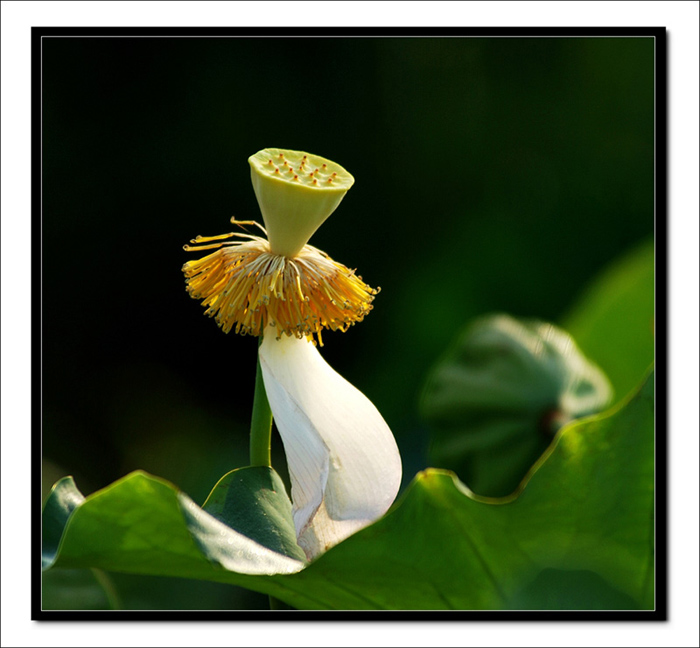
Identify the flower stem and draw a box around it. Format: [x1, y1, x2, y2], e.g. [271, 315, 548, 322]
[249, 347, 273, 467]
[269, 595, 295, 610]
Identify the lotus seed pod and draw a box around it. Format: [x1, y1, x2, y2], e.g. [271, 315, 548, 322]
[249, 148, 355, 257]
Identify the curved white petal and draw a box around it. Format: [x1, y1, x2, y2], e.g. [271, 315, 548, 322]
[259, 332, 402, 559]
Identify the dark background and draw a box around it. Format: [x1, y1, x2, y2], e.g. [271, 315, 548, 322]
[41, 34, 655, 609]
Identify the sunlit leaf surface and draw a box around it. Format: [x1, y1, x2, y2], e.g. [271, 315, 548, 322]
[562, 239, 654, 403]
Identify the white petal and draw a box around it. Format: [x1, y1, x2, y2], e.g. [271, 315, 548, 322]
[259, 331, 402, 559]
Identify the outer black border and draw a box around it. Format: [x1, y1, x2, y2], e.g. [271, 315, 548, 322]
[32, 26, 668, 621]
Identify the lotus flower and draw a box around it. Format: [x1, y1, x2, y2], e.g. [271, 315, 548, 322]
[182, 148, 402, 558]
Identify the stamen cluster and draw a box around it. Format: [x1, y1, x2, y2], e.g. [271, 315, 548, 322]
[182, 221, 378, 346]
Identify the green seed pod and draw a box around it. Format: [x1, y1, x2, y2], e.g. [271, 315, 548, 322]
[249, 148, 354, 257]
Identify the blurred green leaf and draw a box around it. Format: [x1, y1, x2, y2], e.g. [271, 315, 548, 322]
[42, 568, 120, 611]
[506, 568, 639, 611]
[562, 239, 654, 403]
[105, 571, 270, 611]
[420, 314, 612, 496]
[44, 372, 653, 610]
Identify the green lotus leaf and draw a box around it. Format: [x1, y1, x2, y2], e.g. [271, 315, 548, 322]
[420, 314, 613, 496]
[562, 239, 654, 403]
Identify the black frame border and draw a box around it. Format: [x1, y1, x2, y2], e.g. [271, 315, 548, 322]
[32, 25, 668, 622]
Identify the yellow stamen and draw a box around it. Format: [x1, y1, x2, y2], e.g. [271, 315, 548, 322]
[191, 232, 236, 243]
[183, 222, 379, 346]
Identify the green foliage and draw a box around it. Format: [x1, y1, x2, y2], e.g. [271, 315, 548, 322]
[421, 314, 612, 496]
[562, 239, 655, 403]
[43, 372, 654, 610]
[507, 568, 639, 611]
[42, 467, 305, 583]
[201, 468, 306, 563]
[42, 569, 120, 611]
[42, 476, 85, 570]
